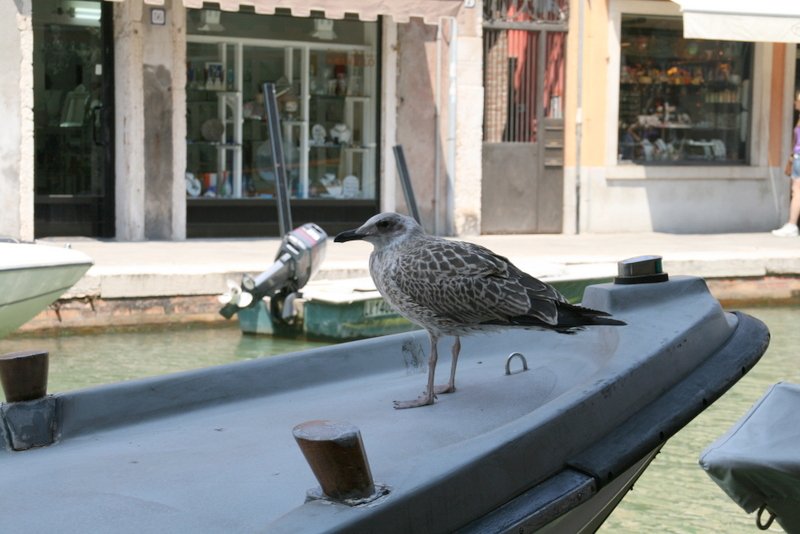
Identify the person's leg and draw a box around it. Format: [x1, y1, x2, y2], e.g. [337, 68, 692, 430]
[789, 178, 800, 226]
[772, 175, 800, 236]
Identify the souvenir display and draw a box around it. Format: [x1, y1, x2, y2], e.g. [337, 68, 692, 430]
[617, 14, 752, 165]
[342, 174, 359, 198]
[329, 123, 351, 145]
[185, 173, 202, 197]
[311, 124, 326, 145]
[201, 118, 224, 142]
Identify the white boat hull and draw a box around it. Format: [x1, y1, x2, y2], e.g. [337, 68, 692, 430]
[0, 243, 93, 338]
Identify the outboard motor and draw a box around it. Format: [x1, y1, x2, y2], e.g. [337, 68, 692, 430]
[219, 222, 327, 322]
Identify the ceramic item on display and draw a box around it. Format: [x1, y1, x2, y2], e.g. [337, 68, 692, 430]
[342, 175, 359, 198]
[284, 99, 298, 119]
[327, 79, 338, 95]
[325, 185, 342, 197]
[336, 74, 347, 95]
[243, 101, 263, 119]
[221, 175, 232, 197]
[347, 75, 361, 96]
[202, 173, 218, 193]
[201, 118, 224, 142]
[185, 173, 201, 197]
[330, 123, 350, 145]
[311, 124, 326, 145]
[311, 19, 336, 40]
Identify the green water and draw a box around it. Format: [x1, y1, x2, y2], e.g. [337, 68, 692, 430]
[600, 306, 800, 533]
[0, 308, 797, 531]
[0, 323, 328, 401]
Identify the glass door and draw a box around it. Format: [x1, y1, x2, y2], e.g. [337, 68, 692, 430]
[33, 0, 114, 237]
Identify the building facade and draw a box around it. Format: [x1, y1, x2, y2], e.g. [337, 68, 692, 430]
[562, 0, 798, 233]
[1, 0, 797, 241]
[2, 0, 481, 240]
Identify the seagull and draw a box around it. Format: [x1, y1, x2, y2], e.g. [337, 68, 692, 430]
[334, 213, 625, 409]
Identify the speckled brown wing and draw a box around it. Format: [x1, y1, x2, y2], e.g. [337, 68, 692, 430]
[389, 238, 561, 327]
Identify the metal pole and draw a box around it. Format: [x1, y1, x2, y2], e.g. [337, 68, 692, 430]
[393, 145, 422, 224]
[263, 82, 293, 236]
[574, 0, 585, 234]
[434, 19, 442, 235]
[446, 17, 458, 236]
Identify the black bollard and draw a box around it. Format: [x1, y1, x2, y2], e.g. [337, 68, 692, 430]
[0, 350, 49, 403]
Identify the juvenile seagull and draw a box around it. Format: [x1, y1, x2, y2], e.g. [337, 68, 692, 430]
[334, 213, 625, 409]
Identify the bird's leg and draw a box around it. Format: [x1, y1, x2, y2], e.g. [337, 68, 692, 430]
[394, 332, 438, 409]
[434, 336, 460, 395]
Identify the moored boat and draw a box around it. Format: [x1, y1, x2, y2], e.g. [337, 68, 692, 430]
[700, 382, 800, 533]
[0, 240, 93, 339]
[0, 258, 769, 533]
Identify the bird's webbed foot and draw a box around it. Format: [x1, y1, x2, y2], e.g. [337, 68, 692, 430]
[433, 384, 456, 395]
[393, 391, 436, 409]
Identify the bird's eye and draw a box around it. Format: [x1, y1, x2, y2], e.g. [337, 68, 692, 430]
[377, 220, 391, 229]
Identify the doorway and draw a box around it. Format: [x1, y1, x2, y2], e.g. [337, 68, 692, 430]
[33, 0, 114, 238]
[481, 0, 567, 234]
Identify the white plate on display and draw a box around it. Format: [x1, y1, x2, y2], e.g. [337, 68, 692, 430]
[185, 173, 202, 197]
[201, 118, 224, 142]
[342, 174, 359, 198]
[311, 124, 326, 145]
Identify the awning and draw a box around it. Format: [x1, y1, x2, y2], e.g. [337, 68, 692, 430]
[672, 0, 800, 43]
[110, 0, 463, 24]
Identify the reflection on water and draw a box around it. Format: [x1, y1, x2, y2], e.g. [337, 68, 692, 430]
[0, 323, 328, 402]
[600, 307, 800, 533]
[0, 308, 797, 530]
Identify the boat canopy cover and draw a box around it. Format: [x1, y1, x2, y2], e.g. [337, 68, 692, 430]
[700, 382, 800, 532]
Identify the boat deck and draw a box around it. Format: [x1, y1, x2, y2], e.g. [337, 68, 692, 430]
[0, 277, 765, 533]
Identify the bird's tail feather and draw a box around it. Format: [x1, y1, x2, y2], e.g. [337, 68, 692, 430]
[555, 302, 626, 328]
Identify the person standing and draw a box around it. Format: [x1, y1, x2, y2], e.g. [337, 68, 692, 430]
[772, 92, 800, 237]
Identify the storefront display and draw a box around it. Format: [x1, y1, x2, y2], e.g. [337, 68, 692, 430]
[618, 15, 753, 165]
[186, 10, 378, 201]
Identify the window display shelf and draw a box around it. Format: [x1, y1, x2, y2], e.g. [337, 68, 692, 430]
[618, 15, 752, 165]
[187, 36, 377, 200]
[188, 141, 242, 146]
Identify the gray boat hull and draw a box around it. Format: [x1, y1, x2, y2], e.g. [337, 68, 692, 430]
[0, 276, 769, 533]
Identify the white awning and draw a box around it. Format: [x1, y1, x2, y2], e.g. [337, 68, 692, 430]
[672, 0, 800, 43]
[109, 0, 463, 24]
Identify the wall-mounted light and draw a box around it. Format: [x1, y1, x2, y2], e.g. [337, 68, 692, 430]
[72, 5, 101, 21]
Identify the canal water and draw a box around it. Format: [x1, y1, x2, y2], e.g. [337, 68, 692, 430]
[0, 306, 797, 531]
[0, 324, 329, 399]
[599, 306, 799, 534]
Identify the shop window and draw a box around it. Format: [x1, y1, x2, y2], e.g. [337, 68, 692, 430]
[186, 10, 378, 200]
[618, 15, 753, 165]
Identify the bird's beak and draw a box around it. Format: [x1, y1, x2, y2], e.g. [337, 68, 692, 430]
[334, 229, 365, 243]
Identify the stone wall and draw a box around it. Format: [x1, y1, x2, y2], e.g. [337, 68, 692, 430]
[114, 0, 186, 241]
[0, 1, 33, 241]
[394, 5, 483, 237]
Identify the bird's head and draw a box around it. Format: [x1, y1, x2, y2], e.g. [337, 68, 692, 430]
[334, 212, 422, 249]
